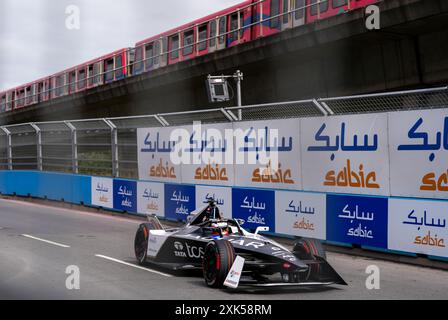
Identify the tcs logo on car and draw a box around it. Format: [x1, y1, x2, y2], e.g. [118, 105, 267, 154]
[174, 241, 204, 259]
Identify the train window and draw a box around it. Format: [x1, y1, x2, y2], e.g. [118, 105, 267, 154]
[105, 59, 114, 82]
[135, 47, 143, 71]
[310, 0, 328, 15]
[183, 30, 194, 56]
[219, 17, 226, 45]
[115, 55, 123, 78]
[198, 24, 208, 51]
[283, 0, 289, 24]
[295, 0, 305, 19]
[210, 20, 217, 47]
[145, 44, 154, 69]
[154, 40, 160, 65]
[78, 69, 86, 89]
[270, 0, 280, 28]
[332, 0, 348, 7]
[170, 35, 179, 59]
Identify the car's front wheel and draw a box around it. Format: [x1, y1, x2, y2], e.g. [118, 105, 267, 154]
[202, 240, 235, 288]
[134, 224, 149, 265]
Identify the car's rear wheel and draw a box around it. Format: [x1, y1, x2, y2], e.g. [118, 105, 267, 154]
[134, 224, 149, 265]
[202, 240, 235, 288]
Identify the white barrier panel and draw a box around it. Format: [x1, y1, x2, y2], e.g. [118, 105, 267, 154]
[388, 198, 448, 258]
[389, 109, 448, 199]
[195, 185, 232, 219]
[91, 177, 114, 209]
[301, 113, 390, 196]
[233, 119, 302, 190]
[137, 127, 182, 183]
[181, 123, 234, 186]
[137, 181, 165, 217]
[275, 191, 326, 240]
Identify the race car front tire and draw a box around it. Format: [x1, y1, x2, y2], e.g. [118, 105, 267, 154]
[134, 223, 150, 265]
[202, 240, 236, 288]
[292, 237, 326, 260]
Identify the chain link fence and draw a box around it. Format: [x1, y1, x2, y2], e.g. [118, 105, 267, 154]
[0, 86, 447, 179]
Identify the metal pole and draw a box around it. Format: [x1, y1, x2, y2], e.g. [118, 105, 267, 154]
[104, 119, 119, 178]
[30, 123, 43, 171]
[235, 70, 243, 121]
[65, 121, 78, 174]
[0, 127, 13, 170]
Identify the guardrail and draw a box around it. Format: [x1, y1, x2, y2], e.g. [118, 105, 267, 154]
[0, 86, 447, 179]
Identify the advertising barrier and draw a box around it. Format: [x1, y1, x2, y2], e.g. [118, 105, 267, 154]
[301, 113, 390, 196]
[389, 109, 448, 200]
[165, 184, 196, 221]
[275, 190, 326, 240]
[91, 177, 114, 209]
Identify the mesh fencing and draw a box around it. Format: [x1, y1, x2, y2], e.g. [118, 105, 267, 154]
[0, 86, 447, 179]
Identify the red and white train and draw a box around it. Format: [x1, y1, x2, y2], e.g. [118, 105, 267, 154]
[0, 0, 379, 113]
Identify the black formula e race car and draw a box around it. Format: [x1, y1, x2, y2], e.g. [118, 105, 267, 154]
[134, 199, 347, 289]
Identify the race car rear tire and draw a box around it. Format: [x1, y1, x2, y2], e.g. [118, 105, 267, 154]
[202, 240, 235, 288]
[134, 223, 150, 265]
[292, 237, 326, 260]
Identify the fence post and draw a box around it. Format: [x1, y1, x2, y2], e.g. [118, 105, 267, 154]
[30, 123, 43, 171]
[104, 119, 119, 178]
[0, 127, 13, 170]
[65, 121, 78, 174]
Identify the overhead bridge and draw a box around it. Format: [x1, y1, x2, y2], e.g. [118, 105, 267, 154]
[1, 0, 447, 125]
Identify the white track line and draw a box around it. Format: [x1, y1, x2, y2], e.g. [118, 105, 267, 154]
[95, 254, 172, 278]
[22, 234, 70, 248]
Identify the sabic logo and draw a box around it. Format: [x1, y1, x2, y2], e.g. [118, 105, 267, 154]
[174, 242, 184, 251]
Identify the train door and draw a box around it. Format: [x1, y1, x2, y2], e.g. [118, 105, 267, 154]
[281, 0, 291, 30]
[160, 37, 168, 67]
[307, 0, 329, 23]
[69, 71, 76, 93]
[197, 23, 209, 56]
[218, 16, 227, 50]
[16, 88, 25, 109]
[9, 92, 15, 111]
[104, 58, 115, 83]
[182, 28, 196, 60]
[134, 46, 144, 75]
[144, 42, 155, 71]
[77, 67, 86, 91]
[152, 40, 162, 69]
[88, 61, 103, 88]
[168, 33, 180, 65]
[253, 0, 282, 39]
[292, 0, 306, 27]
[115, 52, 126, 80]
[0, 94, 6, 112]
[25, 86, 32, 106]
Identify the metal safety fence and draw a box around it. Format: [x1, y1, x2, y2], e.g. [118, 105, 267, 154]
[0, 86, 447, 179]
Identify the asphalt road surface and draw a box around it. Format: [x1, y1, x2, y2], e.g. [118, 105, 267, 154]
[0, 198, 447, 300]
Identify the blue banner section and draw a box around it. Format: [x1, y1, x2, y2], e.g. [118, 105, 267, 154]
[326, 194, 388, 249]
[232, 188, 275, 232]
[113, 179, 137, 213]
[165, 184, 196, 221]
[0, 171, 91, 205]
